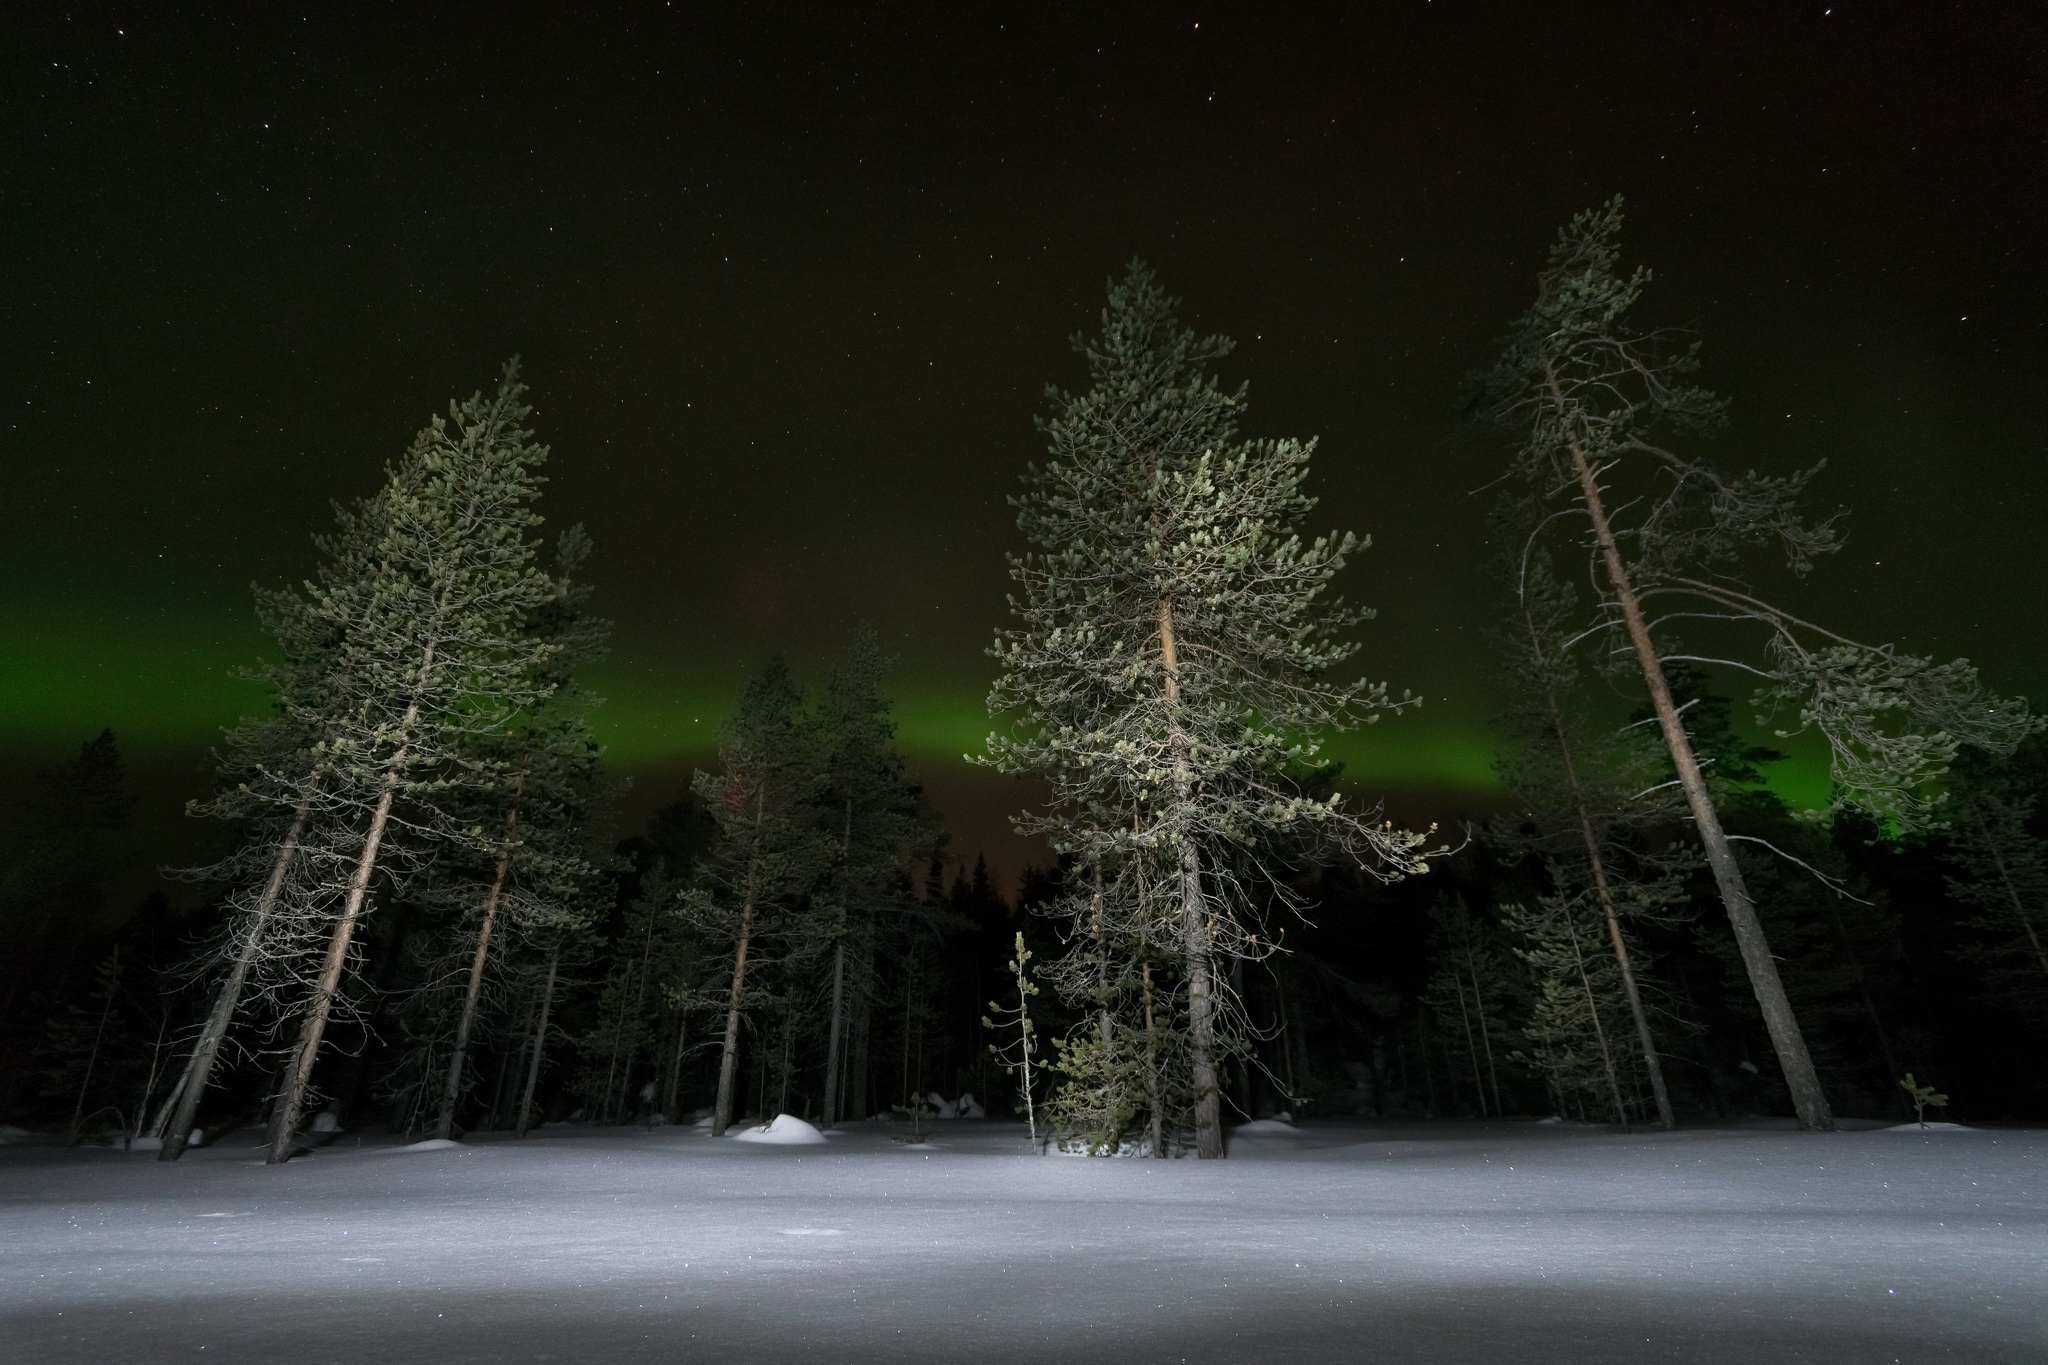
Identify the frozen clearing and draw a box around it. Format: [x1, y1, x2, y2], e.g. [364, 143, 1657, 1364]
[1, 1118, 2042, 1363]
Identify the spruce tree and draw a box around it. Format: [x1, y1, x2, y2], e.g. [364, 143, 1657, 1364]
[986, 262, 1431, 1158]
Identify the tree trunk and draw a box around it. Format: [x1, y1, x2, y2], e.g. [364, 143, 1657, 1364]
[823, 936, 847, 1128]
[490, 986, 538, 1131]
[1466, 959, 1504, 1115]
[133, 1009, 172, 1145]
[158, 797, 311, 1160]
[1011, 941, 1039, 1148]
[1450, 971, 1488, 1116]
[822, 798, 854, 1128]
[1563, 905, 1629, 1128]
[1274, 973, 1298, 1106]
[712, 791, 768, 1136]
[663, 1008, 688, 1120]
[516, 950, 560, 1138]
[1520, 591, 1678, 1130]
[778, 1010, 794, 1117]
[712, 899, 755, 1135]
[1588, 864, 1674, 1128]
[900, 950, 913, 1110]
[67, 951, 120, 1143]
[267, 731, 411, 1164]
[1142, 958, 1164, 1157]
[1090, 865, 1111, 1050]
[1157, 597, 1224, 1158]
[852, 928, 872, 1121]
[1553, 404, 1834, 1131]
[1229, 958, 1253, 1119]
[434, 786, 522, 1140]
[432, 852, 509, 1138]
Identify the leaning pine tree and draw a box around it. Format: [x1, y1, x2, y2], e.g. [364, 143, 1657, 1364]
[986, 262, 1431, 1159]
[1472, 201, 2036, 1131]
[153, 641, 338, 1161]
[260, 363, 564, 1163]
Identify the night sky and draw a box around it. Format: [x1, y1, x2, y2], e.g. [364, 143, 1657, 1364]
[5, 3, 2044, 883]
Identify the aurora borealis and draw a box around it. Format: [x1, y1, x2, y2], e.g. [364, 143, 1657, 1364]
[4, 4, 2042, 879]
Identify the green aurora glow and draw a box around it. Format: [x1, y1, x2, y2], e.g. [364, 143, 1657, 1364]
[3, 593, 1845, 830]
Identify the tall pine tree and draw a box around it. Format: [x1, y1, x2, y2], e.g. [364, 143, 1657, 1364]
[986, 262, 1430, 1158]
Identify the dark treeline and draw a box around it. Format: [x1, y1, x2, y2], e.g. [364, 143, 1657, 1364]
[3, 204, 2046, 1158]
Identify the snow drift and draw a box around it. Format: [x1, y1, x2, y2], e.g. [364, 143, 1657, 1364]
[728, 1114, 828, 1145]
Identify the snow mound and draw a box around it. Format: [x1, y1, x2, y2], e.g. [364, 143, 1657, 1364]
[1231, 1119, 1303, 1137]
[384, 1138, 461, 1153]
[729, 1114, 828, 1146]
[1880, 1121, 1976, 1133]
[0, 1125, 29, 1145]
[125, 1136, 164, 1152]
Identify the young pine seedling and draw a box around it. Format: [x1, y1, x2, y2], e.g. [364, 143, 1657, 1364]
[1898, 1073, 1949, 1129]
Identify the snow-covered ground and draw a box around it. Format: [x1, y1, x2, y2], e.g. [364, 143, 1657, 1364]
[2, 1117, 2042, 1362]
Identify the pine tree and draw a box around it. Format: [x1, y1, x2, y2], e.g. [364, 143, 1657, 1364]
[984, 932, 1043, 1149]
[685, 659, 832, 1135]
[1505, 890, 1640, 1124]
[985, 261, 1431, 1158]
[430, 527, 613, 1139]
[254, 362, 565, 1162]
[577, 873, 685, 1123]
[512, 880, 604, 1137]
[1471, 201, 2037, 1130]
[812, 630, 935, 1128]
[1043, 860, 1143, 1152]
[1421, 899, 1519, 1118]
[1489, 524, 1687, 1126]
[153, 555, 358, 1160]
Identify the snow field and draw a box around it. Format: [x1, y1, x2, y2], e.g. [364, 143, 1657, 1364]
[1, 1118, 2041, 1363]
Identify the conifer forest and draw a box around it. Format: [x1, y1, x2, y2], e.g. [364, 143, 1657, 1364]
[10, 220, 2046, 1161]
[5, 8, 2045, 1363]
